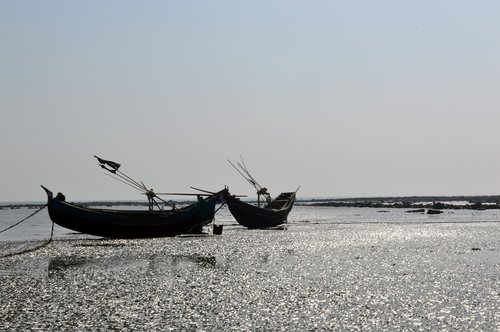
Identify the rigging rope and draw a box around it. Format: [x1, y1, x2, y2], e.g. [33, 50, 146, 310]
[0, 204, 55, 259]
[214, 202, 227, 214]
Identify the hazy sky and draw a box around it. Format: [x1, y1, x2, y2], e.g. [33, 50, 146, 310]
[1, 1, 499, 202]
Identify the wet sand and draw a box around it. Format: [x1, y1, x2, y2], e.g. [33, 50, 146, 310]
[1, 222, 499, 331]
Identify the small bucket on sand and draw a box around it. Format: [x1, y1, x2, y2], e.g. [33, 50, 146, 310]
[213, 224, 223, 235]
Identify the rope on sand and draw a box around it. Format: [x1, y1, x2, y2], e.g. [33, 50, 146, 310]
[0, 205, 55, 259]
[0, 204, 47, 234]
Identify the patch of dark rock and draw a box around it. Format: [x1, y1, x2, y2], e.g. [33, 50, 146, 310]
[48, 257, 89, 272]
[74, 243, 126, 248]
[427, 209, 443, 215]
[406, 209, 425, 213]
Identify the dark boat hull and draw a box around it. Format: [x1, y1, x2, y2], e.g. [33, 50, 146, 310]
[43, 187, 225, 238]
[226, 192, 296, 229]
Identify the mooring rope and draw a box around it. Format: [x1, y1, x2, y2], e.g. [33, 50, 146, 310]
[0, 204, 55, 259]
[0, 204, 47, 234]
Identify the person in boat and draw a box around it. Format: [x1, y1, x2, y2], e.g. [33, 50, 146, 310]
[55, 192, 65, 201]
[146, 189, 155, 210]
[197, 195, 209, 210]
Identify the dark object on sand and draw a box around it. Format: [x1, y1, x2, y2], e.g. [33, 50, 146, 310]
[213, 224, 223, 235]
[226, 157, 299, 229]
[41, 156, 226, 238]
[427, 209, 444, 215]
[406, 209, 426, 213]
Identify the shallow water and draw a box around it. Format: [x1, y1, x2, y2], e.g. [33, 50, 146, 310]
[2, 204, 500, 242]
[1, 206, 499, 330]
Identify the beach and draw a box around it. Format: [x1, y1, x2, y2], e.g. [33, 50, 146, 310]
[3, 1, 500, 330]
[1, 206, 499, 331]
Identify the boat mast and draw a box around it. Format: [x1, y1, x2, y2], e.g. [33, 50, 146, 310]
[228, 157, 272, 207]
[95, 156, 171, 211]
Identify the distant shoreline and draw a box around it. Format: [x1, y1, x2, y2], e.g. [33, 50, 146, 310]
[299, 195, 500, 210]
[2, 195, 500, 210]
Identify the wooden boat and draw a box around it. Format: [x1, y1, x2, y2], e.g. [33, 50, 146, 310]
[226, 158, 299, 229]
[42, 186, 227, 238]
[41, 156, 226, 238]
[225, 191, 296, 229]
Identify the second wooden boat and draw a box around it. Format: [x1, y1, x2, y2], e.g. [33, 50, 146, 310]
[226, 158, 299, 229]
[225, 191, 296, 229]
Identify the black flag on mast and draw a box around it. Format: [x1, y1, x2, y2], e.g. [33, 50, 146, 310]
[94, 155, 121, 172]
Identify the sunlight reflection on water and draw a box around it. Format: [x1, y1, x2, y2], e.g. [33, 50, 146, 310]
[1, 204, 500, 242]
[1, 205, 499, 330]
